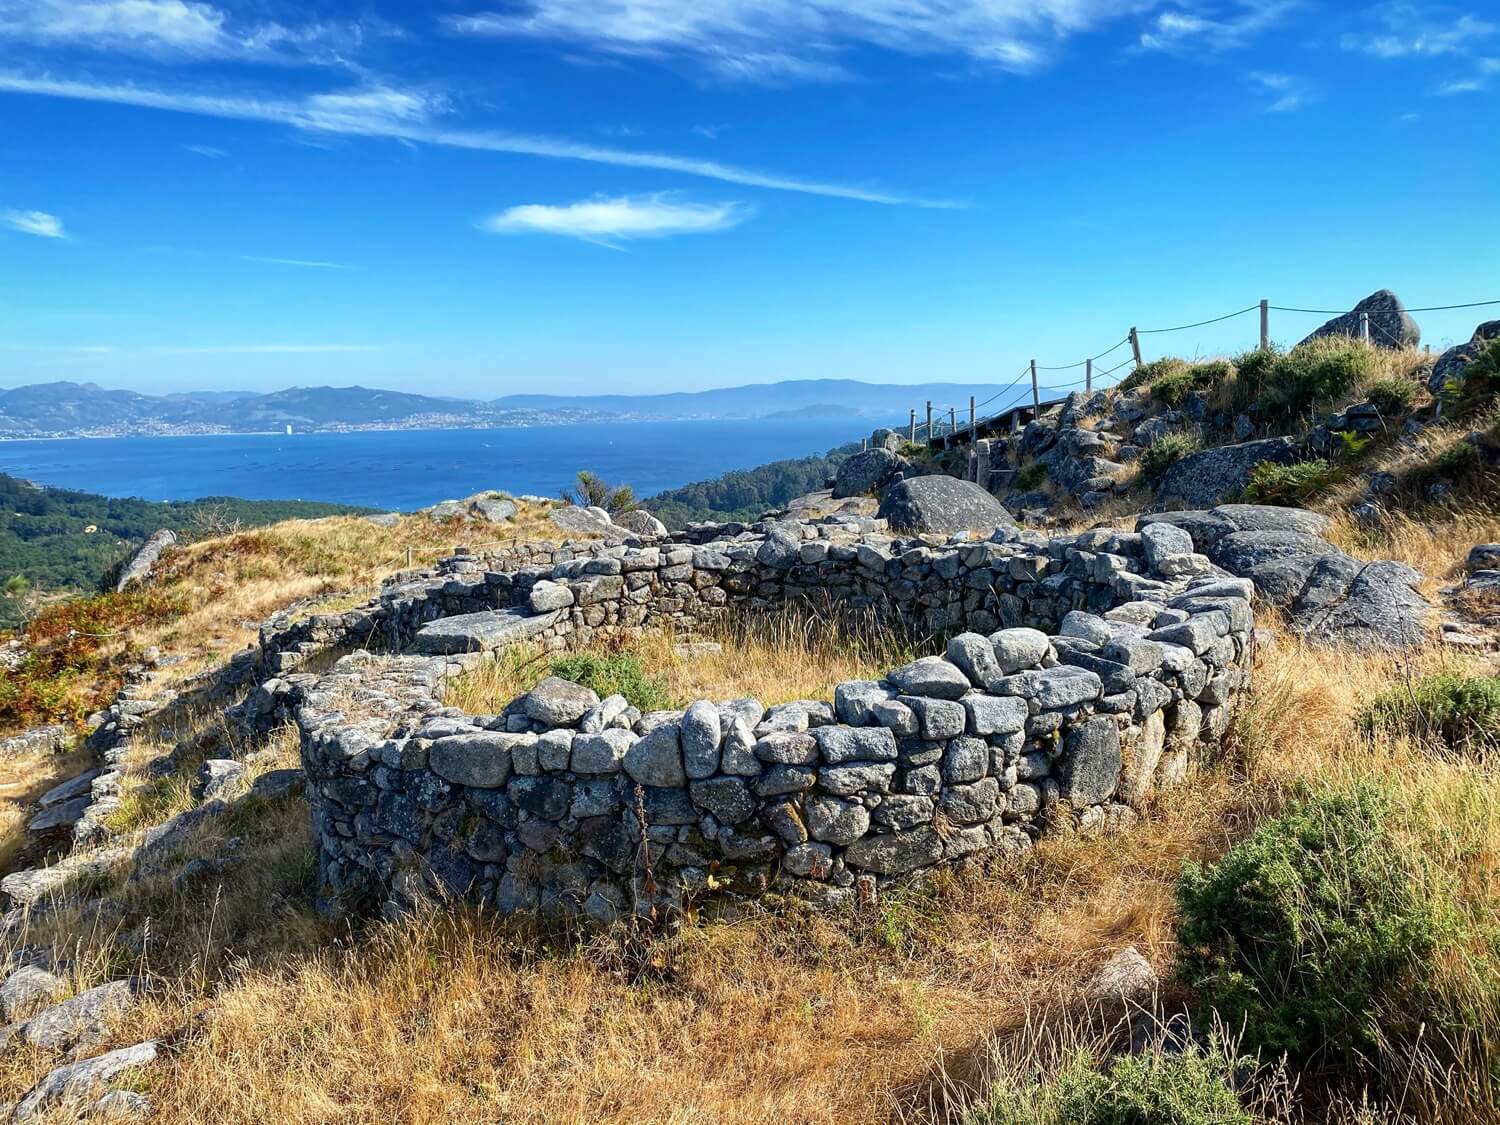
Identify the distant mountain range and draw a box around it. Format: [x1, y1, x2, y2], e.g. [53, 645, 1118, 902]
[0, 378, 1042, 437]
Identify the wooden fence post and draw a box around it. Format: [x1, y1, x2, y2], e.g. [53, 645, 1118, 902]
[969, 395, 976, 443]
[948, 406, 956, 439]
[406, 547, 413, 568]
[1360, 312, 1370, 344]
[1030, 360, 1040, 412]
[909, 410, 916, 443]
[1128, 328, 1143, 369]
[1259, 299, 1270, 350]
[1085, 358, 1093, 394]
[925, 400, 933, 442]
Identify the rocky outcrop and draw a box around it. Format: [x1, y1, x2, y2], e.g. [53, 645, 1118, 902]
[115, 529, 176, 592]
[832, 448, 906, 499]
[1296, 289, 1421, 349]
[1431, 321, 1500, 394]
[878, 476, 1017, 536]
[1155, 438, 1298, 509]
[0, 726, 70, 758]
[1140, 504, 1430, 650]
[424, 491, 517, 524]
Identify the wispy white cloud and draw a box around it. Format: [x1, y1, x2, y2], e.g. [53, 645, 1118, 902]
[3, 208, 65, 237]
[443, 0, 1155, 82]
[1137, 1, 1297, 54]
[0, 0, 390, 66]
[1437, 76, 1484, 93]
[181, 142, 226, 157]
[0, 71, 948, 205]
[240, 255, 350, 269]
[1248, 69, 1313, 111]
[1340, 2, 1495, 58]
[480, 193, 752, 248]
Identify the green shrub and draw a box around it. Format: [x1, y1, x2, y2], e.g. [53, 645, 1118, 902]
[1230, 347, 1279, 401]
[969, 1047, 1252, 1125]
[1176, 785, 1447, 1066]
[1014, 462, 1048, 490]
[1360, 672, 1500, 757]
[563, 470, 637, 516]
[1118, 358, 1188, 397]
[1258, 338, 1378, 421]
[1241, 459, 1340, 504]
[1365, 377, 1416, 418]
[1138, 434, 1198, 480]
[549, 651, 672, 712]
[1151, 360, 1236, 409]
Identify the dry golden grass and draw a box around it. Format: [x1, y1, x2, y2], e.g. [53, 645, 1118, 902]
[448, 603, 922, 716]
[0, 743, 96, 874]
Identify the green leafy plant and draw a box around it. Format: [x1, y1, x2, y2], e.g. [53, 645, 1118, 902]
[1242, 459, 1340, 505]
[549, 651, 672, 712]
[563, 471, 638, 517]
[1335, 430, 1372, 461]
[1138, 433, 1198, 480]
[969, 1046, 1252, 1125]
[1365, 377, 1416, 418]
[1176, 785, 1448, 1066]
[1152, 360, 1235, 408]
[1360, 672, 1500, 758]
[1257, 338, 1378, 421]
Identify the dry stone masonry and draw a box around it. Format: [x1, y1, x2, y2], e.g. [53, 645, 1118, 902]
[283, 511, 1256, 924]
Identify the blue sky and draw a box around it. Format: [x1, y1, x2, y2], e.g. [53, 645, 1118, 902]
[0, 0, 1496, 398]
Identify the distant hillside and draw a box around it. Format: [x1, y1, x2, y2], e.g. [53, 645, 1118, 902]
[645, 442, 860, 528]
[0, 378, 1043, 436]
[493, 379, 1026, 420]
[0, 473, 372, 628]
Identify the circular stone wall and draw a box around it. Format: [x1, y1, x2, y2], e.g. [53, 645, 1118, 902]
[290, 515, 1254, 922]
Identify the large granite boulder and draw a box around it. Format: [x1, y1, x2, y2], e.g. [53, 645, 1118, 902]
[115, 529, 176, 592]
[1155, 437, 1298, 508]
[550, 505, 614, 536]
[877, 476, 1017, 536]
[613, 509, 668, 537]
[1296, 289, 1420, 350]
[832, 448, 906, 499]
[1430, 321, 1500, 393]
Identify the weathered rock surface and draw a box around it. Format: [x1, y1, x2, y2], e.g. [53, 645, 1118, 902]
[1296, 288, 1420, 350]
[115, 529, 176, 592]
[832, 448, 906, 499]
[414, 608, 558, 654]
[1140, 504, 1430, 650]
[13, 1040, 157, 1122]
[550, 505, 614, 535]
[1432, 321, 1500, 392]
[877, 475, 1017, 536]
[20, 980, 136, 1051]
[613, 509, 668, 537]
[1086, 946, 1157, 1005]
[1155, 437, 1298, 509]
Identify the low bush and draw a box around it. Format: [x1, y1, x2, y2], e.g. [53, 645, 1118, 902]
[1175, 785, 1448, 1067]
[1365, 377, 1416, 418]
[1152, 360, 1235, 408]
[1258, 338, 1378, 421]
[1138, 434, 1198, 480]
[1014, 462, 1048, 490]
[1230, 347, 1279, 402]
[1117, 357, 1188, 397]
[549, 650, 672, 712]
[969, 1046, 1252, 1125]
[1359, 672, 1500, 757]
[1241, 459, 1340, 505]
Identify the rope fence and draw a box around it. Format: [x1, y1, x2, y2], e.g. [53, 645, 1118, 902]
[900, 294, 1500, 449]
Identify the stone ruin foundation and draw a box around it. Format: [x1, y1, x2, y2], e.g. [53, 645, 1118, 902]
[231, 512, 1254, 923]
